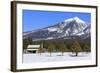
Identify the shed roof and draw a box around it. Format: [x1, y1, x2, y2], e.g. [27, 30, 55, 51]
[27, 49, 39, 51]
[27, 45, 40, 48]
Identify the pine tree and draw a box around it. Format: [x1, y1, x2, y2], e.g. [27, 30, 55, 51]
[23, 37, 33, 52]
[47, 43, 55, 56]
[71, 41, 82, 56]
[39, 43, 43, 55]
[59, 43, 66, 56]
[83, 44, 90, 52]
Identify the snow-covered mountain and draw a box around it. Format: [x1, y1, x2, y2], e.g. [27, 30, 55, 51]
[23, 17, 90, 41]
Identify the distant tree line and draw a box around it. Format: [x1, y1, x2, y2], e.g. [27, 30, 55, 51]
[23, 37, 91, 56]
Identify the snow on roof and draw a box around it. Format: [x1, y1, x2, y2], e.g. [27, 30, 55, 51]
[27, 49, 39, 50]
[27, 45, 40, 48]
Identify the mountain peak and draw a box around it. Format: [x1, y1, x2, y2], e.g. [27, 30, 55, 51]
[73, 17, 80, 20]
[64, 17, 85, 24]
[73, 17, 85, 23]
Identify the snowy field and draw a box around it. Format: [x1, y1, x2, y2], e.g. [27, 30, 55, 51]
[23, 52, 91, 63]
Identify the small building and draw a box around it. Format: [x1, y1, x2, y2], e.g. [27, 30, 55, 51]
[26, 45, 40, 53]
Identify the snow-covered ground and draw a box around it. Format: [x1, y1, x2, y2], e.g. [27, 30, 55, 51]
[23, 52, 91, 63]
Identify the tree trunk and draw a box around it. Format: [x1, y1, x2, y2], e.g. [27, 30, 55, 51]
[75, 52, 78, 56]
[39, 48, 42, 55]
[40, 52, 41, 55]
[62, 51, 64, 56]
[50, 52, 51, 56]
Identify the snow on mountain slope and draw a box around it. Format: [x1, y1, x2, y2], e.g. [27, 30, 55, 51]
[63, 17, 87, 36]
[47, 27, 58, 32]
[23, 17, 90, 40]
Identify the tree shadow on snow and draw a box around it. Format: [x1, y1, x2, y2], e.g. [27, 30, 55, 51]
[69, 54, 87, 57]
[56, 55, 64, 56]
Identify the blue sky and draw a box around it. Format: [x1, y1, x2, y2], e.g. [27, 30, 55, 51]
[23, 10, 91, 32]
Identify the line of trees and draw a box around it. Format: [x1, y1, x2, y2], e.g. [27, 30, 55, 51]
[23, 37, 91, 56]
